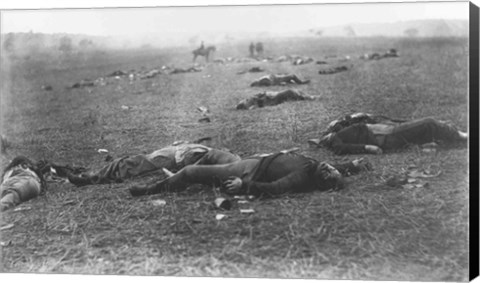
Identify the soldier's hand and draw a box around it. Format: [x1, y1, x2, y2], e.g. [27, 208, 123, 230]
[319, 162, 342, 180]
[223, 177, 243, 194]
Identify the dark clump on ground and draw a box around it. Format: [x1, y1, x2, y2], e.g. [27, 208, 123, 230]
[318, 65, 349, 75]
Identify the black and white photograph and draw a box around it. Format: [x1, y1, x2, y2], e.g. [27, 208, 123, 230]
[0, 0, 476, 281]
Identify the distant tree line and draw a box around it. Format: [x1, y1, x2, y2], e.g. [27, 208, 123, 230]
[2, 32, 100, 56]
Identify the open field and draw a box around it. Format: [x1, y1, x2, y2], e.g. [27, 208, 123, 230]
[0, 37, 469, 280]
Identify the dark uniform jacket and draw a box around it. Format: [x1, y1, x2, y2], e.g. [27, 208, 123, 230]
[239, 153, 355, 197]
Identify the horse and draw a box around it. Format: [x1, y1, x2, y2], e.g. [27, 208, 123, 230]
[192, 45, 216, 63]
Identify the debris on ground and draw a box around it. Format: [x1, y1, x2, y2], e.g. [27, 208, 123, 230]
[197, 106, 211, 123]
[215, 214, 227, 221]
[198, 117, 211, 123]
[0, 240, 12, 247]
[386, 167, 439, 189]
[214, 198, 231, 210]
[13, 206, 31, 212]
[121, 105, 131, 110]
[41, 85, 53, 91]
[197, 106, 209, 115]
[0, 223, 14, 231]
[408, 169, 442, 178]
[97, 149, 109, 154]
[422, 148, 437, 154]
[233, 195, 255, 200]
[63, 200, 77, 206]
[240, 208, 255, 214]
[151, 199, 167, 207]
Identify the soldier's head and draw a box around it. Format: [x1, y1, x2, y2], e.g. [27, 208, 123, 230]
[313, 162, 344, 191]
[2, 156, 46, 188]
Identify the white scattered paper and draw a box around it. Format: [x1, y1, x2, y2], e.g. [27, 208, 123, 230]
[240, 209, 255, 214]
[151, 199, 167, 207]
[216, 214, 226, 221]
[13, 206, 31, 212]
[0, 223, 14, 231]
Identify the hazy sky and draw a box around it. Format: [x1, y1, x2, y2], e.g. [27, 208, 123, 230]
[1, 1, 469, 37]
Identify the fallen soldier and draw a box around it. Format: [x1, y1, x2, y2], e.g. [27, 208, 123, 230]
[139, 69, 162, 79]
[309, 113, 468, 155]
[292, 56, 314, 65]
[169, 66, 203, 75]
[237, 67, 265, 74]
[1, 156, 47, 211]
[250, 74, 310, 87]
[129, 152, 371, 198]
[107, 70, 128, 77]
[318, 65, 349, 75]
[70, 80, 95, 89]
[56, 142, 241, 187]
[361, 49, 399, 60]
[236, 89, 316, 110]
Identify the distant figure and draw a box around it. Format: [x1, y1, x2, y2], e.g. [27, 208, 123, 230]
[255, 42, 264, 58]
[249, 42, 256, 58]
[236, 89, 316, 110]
[250, 74, 310, 87]
[200, 41, 205, 50]
[193, 45, 216, 63]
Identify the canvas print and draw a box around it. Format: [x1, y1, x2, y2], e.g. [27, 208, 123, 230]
[0, 1, 472, 281]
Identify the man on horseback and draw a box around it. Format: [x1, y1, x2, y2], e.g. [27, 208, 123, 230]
[193, 42, 216, 63]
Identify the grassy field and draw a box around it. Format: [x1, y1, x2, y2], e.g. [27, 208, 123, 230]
[0, 36, 469, 281]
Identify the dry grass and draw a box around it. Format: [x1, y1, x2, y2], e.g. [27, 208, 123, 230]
[0, 37, 469, 280]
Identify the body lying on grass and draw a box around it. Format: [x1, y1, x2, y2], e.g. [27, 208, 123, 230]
[237, 67, 265, 75]
[129, 151, 371, 198]
[360, 48, 399, 60]
[250, 74, 310, 87]
[169, 66, 203, 75]
[236, 89, 316, 110]
[1, 156, 47, 211]
[318, 65, 349, 75]
[57, 142, 240, 187]
[309, 113, 468, 155]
